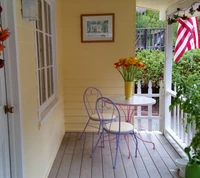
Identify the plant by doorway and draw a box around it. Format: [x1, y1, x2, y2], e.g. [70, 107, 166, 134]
[169, 77, 200, 178]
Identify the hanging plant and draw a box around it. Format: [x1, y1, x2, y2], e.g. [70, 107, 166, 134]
[0, 5, 10, 69]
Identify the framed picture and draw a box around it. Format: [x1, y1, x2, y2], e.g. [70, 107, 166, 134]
[81, 13, 115, 43]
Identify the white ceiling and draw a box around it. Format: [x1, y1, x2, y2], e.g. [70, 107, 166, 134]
[136, 0, 177, 10]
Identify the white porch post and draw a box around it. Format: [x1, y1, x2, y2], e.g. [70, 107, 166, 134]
[163, 23, 173, 135]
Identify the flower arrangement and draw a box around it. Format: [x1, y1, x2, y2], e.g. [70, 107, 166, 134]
[114, 56, 145, 82]
[0, 5, 10, 69]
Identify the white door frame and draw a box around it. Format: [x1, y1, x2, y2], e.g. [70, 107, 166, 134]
[2, 0, 24, 178]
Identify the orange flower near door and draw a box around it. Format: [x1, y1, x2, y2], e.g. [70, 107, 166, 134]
[0, 5, 10, 68]
[0, 28, 10, 41]
[0, 43, 5, 51]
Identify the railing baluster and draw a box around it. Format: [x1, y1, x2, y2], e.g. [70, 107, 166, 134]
[177, 104, 180, 136]
[173, 84, 177, 133]
[180, 110, 184, 140]
[187, 116, 191, 145]
[183, 113, 187, 143]
[148, 81, 153, 131]
[137, 81, 142, 131]
[159, 81, 164, 132]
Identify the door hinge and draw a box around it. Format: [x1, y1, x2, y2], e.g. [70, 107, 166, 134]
[4, 105, 14, 114]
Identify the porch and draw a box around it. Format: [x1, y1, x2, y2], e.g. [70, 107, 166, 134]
[4, 0, 199, 178]
[48, 132, 186, 178]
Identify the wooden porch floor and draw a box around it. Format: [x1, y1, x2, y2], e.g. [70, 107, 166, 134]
[48, 131, 186, 178]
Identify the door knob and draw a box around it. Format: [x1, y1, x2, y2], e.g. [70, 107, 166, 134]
[4, 106, 14, 114]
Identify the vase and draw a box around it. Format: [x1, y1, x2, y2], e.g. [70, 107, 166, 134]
[124, 81, 134, 100]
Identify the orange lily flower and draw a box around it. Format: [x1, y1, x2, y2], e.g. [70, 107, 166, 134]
[114, 56, 146, 82]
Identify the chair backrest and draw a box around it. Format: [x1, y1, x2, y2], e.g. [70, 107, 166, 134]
[96, 97, 121, 132]
[83, 87, 103, 118]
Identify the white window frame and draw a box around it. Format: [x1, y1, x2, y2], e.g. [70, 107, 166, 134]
[35, 0, 58, 124]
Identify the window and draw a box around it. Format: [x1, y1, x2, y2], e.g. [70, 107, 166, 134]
[35, 0, 57, 122]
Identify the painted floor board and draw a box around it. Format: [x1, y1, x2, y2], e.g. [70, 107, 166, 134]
[49, 132, 183, 178]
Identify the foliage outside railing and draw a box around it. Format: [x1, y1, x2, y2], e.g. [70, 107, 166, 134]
[135, 49, 200, 87]
[135, 49, 164, 87]
[170, 78, 200, 160]
[169, 85, 195, 147]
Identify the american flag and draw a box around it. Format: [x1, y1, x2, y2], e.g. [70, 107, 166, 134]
[174, 17, 200, 63]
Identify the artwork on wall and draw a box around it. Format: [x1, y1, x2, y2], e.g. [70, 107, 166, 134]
[81, 13, 115, 43]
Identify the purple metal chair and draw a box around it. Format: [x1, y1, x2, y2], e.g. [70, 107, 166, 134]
[79, 87, 115, 140]
[90, 97, 138, 169]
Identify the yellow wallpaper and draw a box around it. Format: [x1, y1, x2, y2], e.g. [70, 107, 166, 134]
[15, 0, 65, 178]
[63, 0, 136, 131]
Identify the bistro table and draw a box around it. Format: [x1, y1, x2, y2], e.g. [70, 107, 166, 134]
[107, 95, 156, 149]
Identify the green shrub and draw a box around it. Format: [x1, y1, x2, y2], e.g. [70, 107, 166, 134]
[135, 49, 200, 87]
[135, 49, 164, 87]
[172, 49, 200, 84]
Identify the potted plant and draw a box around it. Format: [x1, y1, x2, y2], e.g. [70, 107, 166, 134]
[114, 56, 145, 100]
[169, 76, 200, 178]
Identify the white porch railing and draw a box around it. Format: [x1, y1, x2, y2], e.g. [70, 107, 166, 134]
[135, 80, 192, 149]
[165, 88, 195, 149]
[134, 80, 164, 132]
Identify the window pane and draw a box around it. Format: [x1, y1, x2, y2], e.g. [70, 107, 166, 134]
[47, 67, 54, 98]
[38, 71, 42, 104]
[38, 32, 45, 68]
[46, 36, 53, 66]
[47, 67, 51, 98]
[44, 1, 51, 34]
[48, 4, 51, 34]
[39, 69, 46, 104]
[44, 1, 48, 33]
[49, 36, 53, 65]
[51, 67, 54, 95]
[45, 35, 50, 66]
[36, 32, 40, 67]
[36, 0, 43, 30]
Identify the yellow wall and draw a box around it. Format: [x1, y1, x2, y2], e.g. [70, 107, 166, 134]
[15, 0, 65, 178]
[63, 0, 136, 131]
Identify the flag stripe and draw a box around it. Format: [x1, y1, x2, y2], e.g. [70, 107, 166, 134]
[174, 16, 200, 63]
[174, 33, 191, 62]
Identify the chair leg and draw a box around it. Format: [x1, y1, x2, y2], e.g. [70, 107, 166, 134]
[133, 132, 138, 157]
[100, 122, 105, 148]
[113, 134, 120, 169]
[127, 134, 131, 158]
[97, 123, 101, 135]
[79, 118, 91, 140]
[90, 131, 104, 158]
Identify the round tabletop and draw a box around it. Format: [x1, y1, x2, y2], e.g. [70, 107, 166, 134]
[107, 95, 156, 106]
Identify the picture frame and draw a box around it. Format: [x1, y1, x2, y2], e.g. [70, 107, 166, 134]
[81, 13, 115, 43]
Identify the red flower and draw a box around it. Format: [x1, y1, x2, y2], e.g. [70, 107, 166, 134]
[0, 59, 4, 68]
[123, 63, 128, 68]
[114, 62, 122, 68]
[0, 43, 5, 51]
[0, 28, 10, 41]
